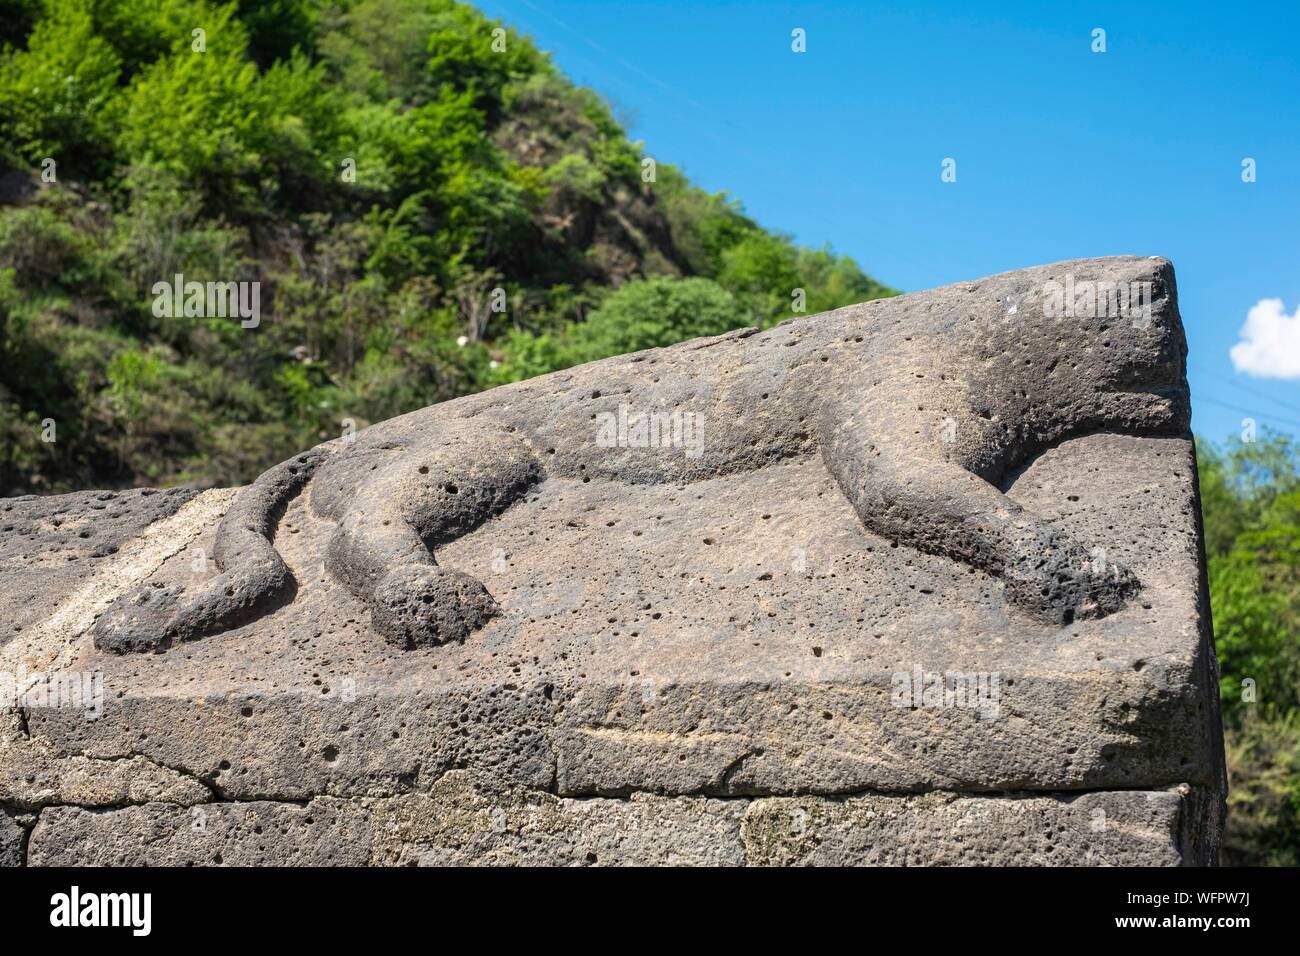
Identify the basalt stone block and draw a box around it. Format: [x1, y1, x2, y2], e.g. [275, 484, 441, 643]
[741, 788, 1199, 867]
[27, 798, 372, 867]
[367, 771, 748, 866]
[2, 257, 1226, 866]
[0, 806, 23, 867]
[25, 774, 1199, 867]
[0, 710, 209, 811]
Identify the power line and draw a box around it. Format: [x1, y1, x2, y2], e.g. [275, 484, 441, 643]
[1191, 363, 1300, 418]
[1194, 394, 1300, 432]
[499, 0, 944, 283]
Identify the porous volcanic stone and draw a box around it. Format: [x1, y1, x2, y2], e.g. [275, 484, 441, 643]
[1, 258, 1227, 865]
[25, 771, 1202, 866]
[0, 806, 22, 866]
[28, 798, 372, 866]
[0, 488, 195, 649]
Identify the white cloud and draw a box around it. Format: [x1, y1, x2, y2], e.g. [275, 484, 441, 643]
[1230, 298, 1300, 379]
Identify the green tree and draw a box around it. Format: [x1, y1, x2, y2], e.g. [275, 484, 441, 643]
[0, 0, 123, 176]
[1199, 431, 1300, 866]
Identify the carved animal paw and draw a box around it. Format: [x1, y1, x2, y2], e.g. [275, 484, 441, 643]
[1003, 528, 1139, 626]
[369, 565, 498, 649]
[1046, 555, 1139, 625]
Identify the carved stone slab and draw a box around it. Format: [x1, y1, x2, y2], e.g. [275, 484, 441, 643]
[0, 257, 1227, 865]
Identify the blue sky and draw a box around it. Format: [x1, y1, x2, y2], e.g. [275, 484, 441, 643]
[477, 0, 1300, 444]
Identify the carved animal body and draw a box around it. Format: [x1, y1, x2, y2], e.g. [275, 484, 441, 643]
[92, 257, 1190, 653]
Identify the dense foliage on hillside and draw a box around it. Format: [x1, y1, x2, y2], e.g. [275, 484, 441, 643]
[1198, 432, 1300, 865]
[0, 0, 894, 493]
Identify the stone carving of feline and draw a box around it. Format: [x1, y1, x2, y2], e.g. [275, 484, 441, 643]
[92, 257, 1189, 653]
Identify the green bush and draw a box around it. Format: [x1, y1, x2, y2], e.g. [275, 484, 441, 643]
[493, 275, 742, 382]
[568, 275, 742, 360]
[1224, 711, 1300, 866]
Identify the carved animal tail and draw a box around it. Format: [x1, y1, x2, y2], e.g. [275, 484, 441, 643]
[92, 442, 339, 654]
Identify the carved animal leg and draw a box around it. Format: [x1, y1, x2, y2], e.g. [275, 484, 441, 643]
[820, 421, 1137, 625]
[323, 437, 541, 648]
[91, 444, 336, 653]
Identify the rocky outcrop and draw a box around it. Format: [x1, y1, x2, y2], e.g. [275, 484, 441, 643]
[0, 258, 1226, 865]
